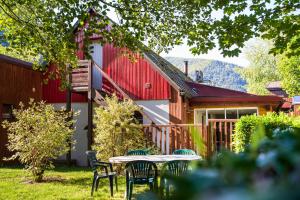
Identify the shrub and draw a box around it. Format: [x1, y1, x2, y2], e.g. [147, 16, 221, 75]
[233, 112, 299, 153]
[2, 100, 76, 182]
[167, 127, 300, 200]
[93, 95, 147, 161]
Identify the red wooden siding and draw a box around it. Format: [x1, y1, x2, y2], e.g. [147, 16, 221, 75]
[75, 27, 85, 60]
[169, 87, 188, 124]
[42, 64, 87, 103]
[102, 44, 170, 100]
[0, 58, 42, 162]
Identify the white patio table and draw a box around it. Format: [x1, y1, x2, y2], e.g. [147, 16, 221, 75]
[109, 154, 201, 164]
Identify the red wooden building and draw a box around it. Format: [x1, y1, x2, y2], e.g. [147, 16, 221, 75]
[0, 55, 42, 162]
[0, 31, 283, 164]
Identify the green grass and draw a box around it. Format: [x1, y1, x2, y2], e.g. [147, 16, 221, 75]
[0, 166, 152, 200]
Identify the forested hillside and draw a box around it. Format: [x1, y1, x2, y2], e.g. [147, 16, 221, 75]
[165, 57, 247, 92]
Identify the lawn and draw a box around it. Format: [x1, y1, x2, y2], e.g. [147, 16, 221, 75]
[0, 166, 152, 200]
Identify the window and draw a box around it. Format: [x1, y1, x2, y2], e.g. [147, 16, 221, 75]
[238, 109, 257, 118]
[226, 109, 238, 119]
[194, 107, 258, 124]
[133, 111, 143, 124]
[207, 109, 225, 119]
[2, 104, 13, 119]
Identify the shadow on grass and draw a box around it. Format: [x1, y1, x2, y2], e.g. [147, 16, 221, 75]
[51, 165, 90, 172]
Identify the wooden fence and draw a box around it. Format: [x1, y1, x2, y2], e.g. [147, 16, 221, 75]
[143, 119, 237, 157]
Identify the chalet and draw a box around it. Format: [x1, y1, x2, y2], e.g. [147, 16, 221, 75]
[41, 35, 282, 165]
[0, 47, 282, 166]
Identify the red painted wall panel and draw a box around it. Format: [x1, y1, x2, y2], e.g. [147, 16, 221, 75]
[43, 33, 170, 102]
[42, 28, 87, 103]
[42, 64, 87, 103]
[102, 44, 170, 100]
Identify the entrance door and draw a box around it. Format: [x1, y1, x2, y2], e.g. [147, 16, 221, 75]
[89, 43, 103, 90]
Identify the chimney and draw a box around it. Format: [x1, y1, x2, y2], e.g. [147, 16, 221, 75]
[184, 60, 188, 76]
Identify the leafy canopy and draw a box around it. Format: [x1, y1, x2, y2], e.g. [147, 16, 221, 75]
[2, 100, 76, 182]
[277, 35, 300, 97]
[237, 39, 280, 95]
[0, 0, 299, 76]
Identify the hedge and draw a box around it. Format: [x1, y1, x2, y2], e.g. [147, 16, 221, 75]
[233, 112, 300, 153]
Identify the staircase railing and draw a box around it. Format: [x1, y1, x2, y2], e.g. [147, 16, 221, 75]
[75, 60, 161, 149]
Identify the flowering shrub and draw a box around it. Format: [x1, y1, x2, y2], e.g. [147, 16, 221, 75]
[93, 95, 147, 161]
[2, 100, 76, 182]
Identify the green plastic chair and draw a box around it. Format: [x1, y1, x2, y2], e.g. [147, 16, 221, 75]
[125, 160, 158, 200]
[172, 149, 196, 155]
[86, 151, 118, 196]
[126, 149, 148, 156]
[160, 160, 191, 199]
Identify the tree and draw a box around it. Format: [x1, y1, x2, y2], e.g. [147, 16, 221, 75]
[2, 100, 76, 182]
[0, 0, 299, 78]
[236, 39, 280, 95]
[93, 95, 147, 161]
[277, 54, 300, 97]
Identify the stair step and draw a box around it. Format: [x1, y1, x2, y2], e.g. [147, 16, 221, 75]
[72, 86, 88, 92]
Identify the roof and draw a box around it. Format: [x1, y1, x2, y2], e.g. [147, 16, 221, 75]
[187, 82, 283, 103]
[144, 50, 198, 97]
[72, 12, 284, 103]
[142, 51, 282, 104]
[267, 81, 282, 89]
[0, 54, 33, 69]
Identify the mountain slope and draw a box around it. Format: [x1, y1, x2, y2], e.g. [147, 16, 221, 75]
[164, 57, 246, 92]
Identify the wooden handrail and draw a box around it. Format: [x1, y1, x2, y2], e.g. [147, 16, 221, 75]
[143, 120, 238, 156]
[87, 59, 158, 126]
[143, 124, 204, 127]
[208, 119, 238, 122]
[91, 60, 131, 100]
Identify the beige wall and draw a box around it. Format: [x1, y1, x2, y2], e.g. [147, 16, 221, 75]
[53, 103, 89, 166]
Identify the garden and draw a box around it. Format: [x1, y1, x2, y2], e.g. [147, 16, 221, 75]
[1, 96, 300, 199]
[1, 0, 300, 199]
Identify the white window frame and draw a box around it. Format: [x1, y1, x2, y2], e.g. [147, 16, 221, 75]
[194, 107, 259, 125]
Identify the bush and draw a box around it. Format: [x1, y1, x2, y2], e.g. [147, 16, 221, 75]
[164, 127, 300, 200]
[1, 100, 76, 182]
[93, 95, 148, 161]
[233, 112, 300, 153]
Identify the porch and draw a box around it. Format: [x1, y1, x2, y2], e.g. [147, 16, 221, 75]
[143, 119, 237, 158]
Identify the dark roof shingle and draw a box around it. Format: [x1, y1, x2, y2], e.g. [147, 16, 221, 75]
[144, 50, 198, 97]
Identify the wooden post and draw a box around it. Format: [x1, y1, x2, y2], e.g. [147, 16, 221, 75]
[66, 65, 72, 166]
[87, 60, 93, 150]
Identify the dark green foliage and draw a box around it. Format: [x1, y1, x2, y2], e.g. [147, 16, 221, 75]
[233, 113, 299, 153]
[203, 61, 246, 91]
[1, 0, 299, 79]
[167, 126, 300, 200]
